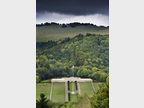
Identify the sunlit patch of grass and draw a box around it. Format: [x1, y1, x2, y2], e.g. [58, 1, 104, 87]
[51, 82, 65, 102]
[36, 25, 109, 42]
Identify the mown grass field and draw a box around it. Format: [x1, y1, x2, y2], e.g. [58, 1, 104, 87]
[36, 81, 105, 102]
[69, 82, 76, 91]
[69, 82, 78, 102]
[79, 82, 105, 97]
[70, 95, 78, 102]
[36, 25, 109, 42]
[51, 82, 65, 103]
[79, 82, 95, 97]
[93, 82, 105, 92]
[36, 83, 51, 100]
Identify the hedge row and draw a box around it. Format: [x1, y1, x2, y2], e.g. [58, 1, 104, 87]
[68, 93, 70, 101]
[75, 81, 77, 90]
[68, 81, 70, 90]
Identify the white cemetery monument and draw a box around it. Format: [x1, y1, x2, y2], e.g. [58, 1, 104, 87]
[50, 66, 95, 101]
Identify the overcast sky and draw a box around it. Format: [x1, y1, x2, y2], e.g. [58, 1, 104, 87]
[36, 0, 109, 26]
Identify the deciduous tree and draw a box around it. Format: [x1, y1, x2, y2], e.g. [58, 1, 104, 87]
[90, 76, 109, 108]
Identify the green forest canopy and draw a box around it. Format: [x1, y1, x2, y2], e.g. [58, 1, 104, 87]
[36, 33, 109, 82]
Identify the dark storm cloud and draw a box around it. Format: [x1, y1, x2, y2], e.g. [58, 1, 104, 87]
[36, 0, 109, 15]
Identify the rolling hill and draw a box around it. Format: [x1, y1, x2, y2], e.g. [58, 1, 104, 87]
[36, 23, 109, 42]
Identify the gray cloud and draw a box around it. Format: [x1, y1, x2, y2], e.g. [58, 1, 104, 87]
[36, 0, 109, 26]
[36, 12, 109, 26]
[36, 0, 109, 15]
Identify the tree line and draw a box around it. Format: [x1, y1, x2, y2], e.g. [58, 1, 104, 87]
[36, 22, 109, 28]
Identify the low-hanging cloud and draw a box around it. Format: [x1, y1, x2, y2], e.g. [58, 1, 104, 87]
[36, 12, 109, 26]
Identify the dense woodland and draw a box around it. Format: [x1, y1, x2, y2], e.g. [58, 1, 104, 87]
[36, 33, 109, 83]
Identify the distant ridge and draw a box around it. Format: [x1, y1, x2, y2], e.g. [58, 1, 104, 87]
[36, 22, 109, 28]
[36, 22, 109, 42]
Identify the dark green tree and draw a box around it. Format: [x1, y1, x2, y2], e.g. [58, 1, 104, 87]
[36, 94, 49, 108]
[36, 67, 50, 80]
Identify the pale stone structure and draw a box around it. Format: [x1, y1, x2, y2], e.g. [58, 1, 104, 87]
[50, 77, 94, 101]
[51, 77, 92, 82]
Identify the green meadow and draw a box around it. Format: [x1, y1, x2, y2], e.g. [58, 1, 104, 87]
[69, 82, 76, 91]
[36, 25, 109, 42]
[69, 82, 78, 102]
[51, 82, 65, 103]
[36, 81, 105, 102]
[78, 82, 105, 97]
[93, 82, 105, 92]
[36, 83, 51, 100]
[79, 82, 94, 97]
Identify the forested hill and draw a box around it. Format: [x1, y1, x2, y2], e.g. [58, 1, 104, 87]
[36, 33, 109, 83]
[36, 22, 109, 42]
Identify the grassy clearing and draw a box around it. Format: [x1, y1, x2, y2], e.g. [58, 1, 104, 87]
[51, 82, 65, 103]
[69, 82, 76, 91]
[79, 82, 95, 97]
[36, 83, 51, 100]
[69, 82, 78, 102]
[36, 81, 106, 102]
[70, 94, 78, 102]
[93, 82, 105, 92]
[36, 25, 109, 42]
[79, 82, 106, 97]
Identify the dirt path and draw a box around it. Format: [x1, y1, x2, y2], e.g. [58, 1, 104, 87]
[50, 82, 53, 100]
[65, 81, 68, 101]
[77, 82, 81, 95]
[91, 81, 96, 92]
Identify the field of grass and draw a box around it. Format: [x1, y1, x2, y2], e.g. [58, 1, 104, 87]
[70, 95, 78, 102]
[68, 82, 78, 102]
[79, 82, 95, 97]
[36, 83, 51, 100]
[69, 82, 76, 91]
[94, 82, 105, 91]
[51, 82, 65, 103]
[93, 82, 101, 92]
[36, 81, 105, 102]
[36, 25, 109, 42]
[79, 82, 105, 98]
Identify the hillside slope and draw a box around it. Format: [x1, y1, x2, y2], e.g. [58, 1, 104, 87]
[36, 25, 109, 42]
[36, 34, 109, 82]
